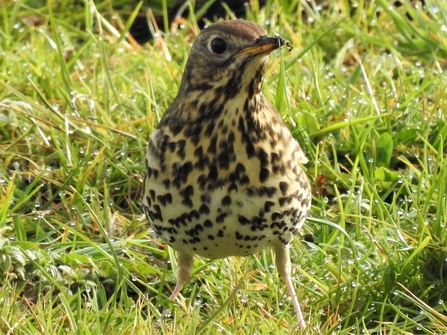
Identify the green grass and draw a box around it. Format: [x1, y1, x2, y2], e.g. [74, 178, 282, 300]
[1, 0, 447, 333]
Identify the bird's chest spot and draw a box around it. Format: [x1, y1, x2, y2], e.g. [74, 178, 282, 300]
[143, 106, 310, 259]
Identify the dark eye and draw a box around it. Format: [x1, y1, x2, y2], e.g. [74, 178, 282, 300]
[210, 38, 226, 54]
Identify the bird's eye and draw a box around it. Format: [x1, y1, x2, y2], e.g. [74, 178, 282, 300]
[210, 38, 226, 54]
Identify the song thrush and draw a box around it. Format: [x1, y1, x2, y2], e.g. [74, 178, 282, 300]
[142, 19, 311, 329]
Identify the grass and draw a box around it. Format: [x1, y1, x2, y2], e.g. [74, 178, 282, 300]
[1, 0, 447, 333]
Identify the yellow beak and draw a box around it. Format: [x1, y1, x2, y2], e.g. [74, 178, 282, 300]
[232, 36, 287, 58]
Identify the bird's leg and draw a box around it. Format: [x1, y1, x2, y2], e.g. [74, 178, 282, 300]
[275, 245, 306, 330]
[169, 252, 194, 301]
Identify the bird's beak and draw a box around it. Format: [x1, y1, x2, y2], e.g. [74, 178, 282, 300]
[232, 36, 287, 58]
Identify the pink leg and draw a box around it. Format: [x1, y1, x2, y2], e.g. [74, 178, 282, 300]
[275, 245, 306, 330]
[169, 252, 194, 300]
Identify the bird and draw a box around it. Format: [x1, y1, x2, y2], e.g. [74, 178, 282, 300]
[142, 19, 312, 330]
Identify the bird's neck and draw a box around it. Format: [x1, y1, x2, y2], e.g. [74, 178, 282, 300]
[173, 76, 263, 119]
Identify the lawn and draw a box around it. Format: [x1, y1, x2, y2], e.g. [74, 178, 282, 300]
[1, 0, 447, 334]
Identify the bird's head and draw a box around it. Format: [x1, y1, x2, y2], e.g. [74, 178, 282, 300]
[179, 20, 288, 100]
